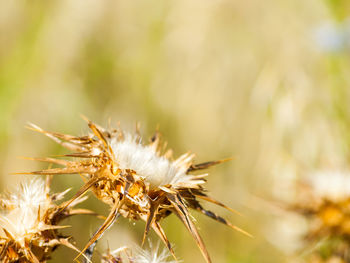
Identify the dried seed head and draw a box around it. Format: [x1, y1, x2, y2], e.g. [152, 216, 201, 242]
[26, 119, 250, 263]
[0, 177, 89, 262]
[290, 171, 350, 262]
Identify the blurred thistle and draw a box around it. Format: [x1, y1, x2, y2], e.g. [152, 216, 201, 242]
[290, 171, 350, 262]
[23, 117, 250, 263]
[0, 177, 91, 262]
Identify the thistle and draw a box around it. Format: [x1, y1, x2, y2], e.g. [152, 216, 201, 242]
[291, 172, 350, 262]
[25, 118, 250, 263]
[0, 177, 91, 262]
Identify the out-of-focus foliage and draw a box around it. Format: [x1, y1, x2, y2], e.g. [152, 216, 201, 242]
[0, 0, 350, 262]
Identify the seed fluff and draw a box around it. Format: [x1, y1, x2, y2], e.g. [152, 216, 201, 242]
[101, 242, 177, 263]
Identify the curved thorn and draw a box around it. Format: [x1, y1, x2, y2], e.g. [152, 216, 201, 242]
[168, 193, 211, 263]
[187, 158, 233, 172]
[74, 200, 122, 261]
[60, 177, 101, 212]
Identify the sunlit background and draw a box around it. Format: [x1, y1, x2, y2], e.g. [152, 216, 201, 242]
[1, 0, 350, 262]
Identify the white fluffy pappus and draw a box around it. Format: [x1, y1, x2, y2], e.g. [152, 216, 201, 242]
[133, 242, 177, 263]
[0, 178, 50, 239]
[111, 134, 203, 188]
[102, 242, 177, 263]
[306, 170, 350, 201]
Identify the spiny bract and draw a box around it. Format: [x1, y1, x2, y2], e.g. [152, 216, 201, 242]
[0, 177, 91, 263]
[26, 118, 250, 263]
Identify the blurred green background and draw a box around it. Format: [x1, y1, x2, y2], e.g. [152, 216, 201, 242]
[1, 0, 350, 262]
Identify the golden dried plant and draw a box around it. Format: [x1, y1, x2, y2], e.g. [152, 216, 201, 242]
[24, 118, 250, 263]
[0, 177, 92, 263]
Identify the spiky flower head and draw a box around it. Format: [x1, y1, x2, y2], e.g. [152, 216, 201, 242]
[26, 118, 250, 262]
[0, 177, 89, 262]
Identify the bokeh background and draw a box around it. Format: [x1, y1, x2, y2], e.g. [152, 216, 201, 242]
[1, 0, 350, 262]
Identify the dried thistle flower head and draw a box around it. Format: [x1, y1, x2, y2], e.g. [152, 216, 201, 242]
[290, 171, 350, 262]
[0, 177, 90, 262]
[101, 242, 177, 263]
[26, 118, 250, 263]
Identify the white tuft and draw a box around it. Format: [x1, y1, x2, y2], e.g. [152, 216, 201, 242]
[134, 243, 177, 263]
[111, 134, 193, 188]
[307, 170, 350, 201]
[104, 243, 177, 263]
[0, 178, 49, 239]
